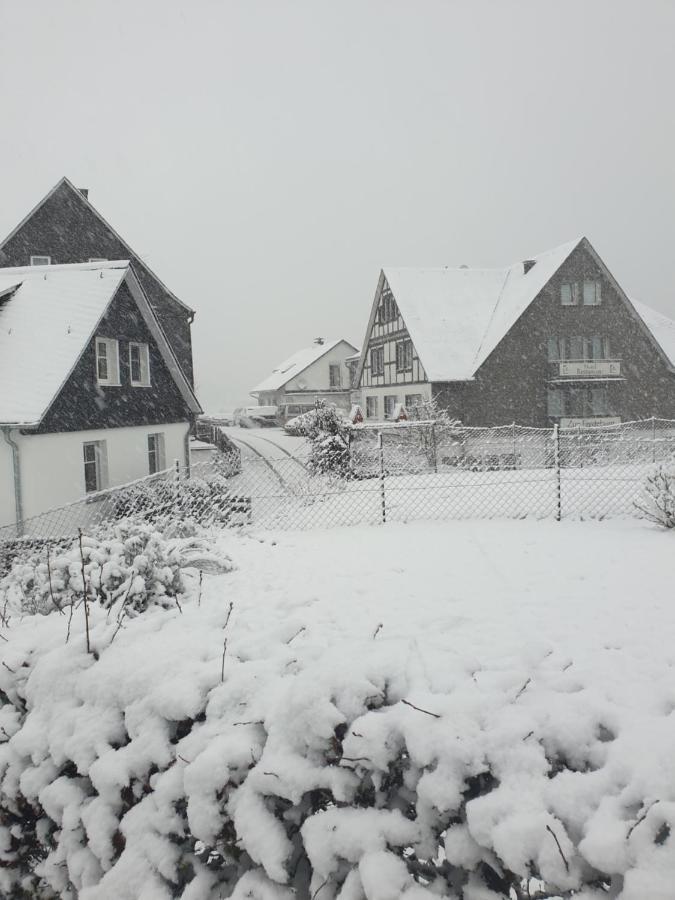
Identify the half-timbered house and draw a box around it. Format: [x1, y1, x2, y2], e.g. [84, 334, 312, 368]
[356, 237, 675, 426]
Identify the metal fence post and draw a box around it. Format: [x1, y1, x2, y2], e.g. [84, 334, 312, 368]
[378, 431, 386, 524]
[430, 423, 438, 473]
[553, 424, 561, 522]
[652, 416, 657, 463]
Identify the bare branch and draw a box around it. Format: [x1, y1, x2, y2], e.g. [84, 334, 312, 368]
[401, 698, 441, 719]
[545, 824, 569, 872]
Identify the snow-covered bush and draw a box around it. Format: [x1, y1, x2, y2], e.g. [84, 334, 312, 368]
[0, 519, 231, 620]
[635, 465, 675, 527]
[111, 476, 251, 528]
[289, 404, 352, 477]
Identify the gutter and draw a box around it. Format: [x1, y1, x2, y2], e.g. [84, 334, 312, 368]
[1, 427, 23, 533]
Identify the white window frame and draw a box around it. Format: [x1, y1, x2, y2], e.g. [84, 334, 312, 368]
[30, 255, 51, 266]
[370, 346, 384, 377]
[147, 432, 166, 474]
[366, 396, 378, 419]
[128, 342, 151, 387]
[384, 395, 398, 419]
[396, 340, 413, 372]
[83, 440, 108, 493]
[95, 337, 120, 386]
[328, 363, 342, 388]
[560, 282, 579, 306]
[583, 280, 602, 306]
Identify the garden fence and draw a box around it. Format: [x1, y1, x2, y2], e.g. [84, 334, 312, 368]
[1, 418, 674, 569]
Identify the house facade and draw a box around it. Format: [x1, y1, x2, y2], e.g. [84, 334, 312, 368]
[251, 338, 359, 418]
[0, 261, 201, 532]
[0, 177, 195, 385]
[356, 237, 675, 426]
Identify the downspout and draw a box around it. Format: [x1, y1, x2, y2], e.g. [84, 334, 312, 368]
[1, 427, 23, 534]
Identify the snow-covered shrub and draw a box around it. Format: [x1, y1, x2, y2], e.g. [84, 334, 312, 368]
[635, 465, 675, 527]
[0, 519, 230, 619]
[111, 476, 251, 528]
[289, 404, 352, 477]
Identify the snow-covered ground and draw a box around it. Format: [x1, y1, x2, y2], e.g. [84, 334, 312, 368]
[1, 519, 674, 898]
[223, 426, 309, 460]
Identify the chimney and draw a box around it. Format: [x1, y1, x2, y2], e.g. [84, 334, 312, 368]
[78, 188, 89, 200]
[314, 337, 325, 345]
[523, 259, 536, 274]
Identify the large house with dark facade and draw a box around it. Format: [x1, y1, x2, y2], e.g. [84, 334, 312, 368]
[0, 261, 201, 532]
[0, 177, 195, 385]
[356, 237, 675, 427]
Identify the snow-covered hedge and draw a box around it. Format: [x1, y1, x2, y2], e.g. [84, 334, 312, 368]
[0, 520, 230, 621]
[0, 525, 673, 898]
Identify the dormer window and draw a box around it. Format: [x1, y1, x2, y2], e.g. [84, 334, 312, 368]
[129, 342, 151, 386]
[30, 255, 51, 266]
[95, 337, 120, 386]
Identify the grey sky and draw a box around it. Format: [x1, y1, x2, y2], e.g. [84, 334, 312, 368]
[1, 0, 674, 411]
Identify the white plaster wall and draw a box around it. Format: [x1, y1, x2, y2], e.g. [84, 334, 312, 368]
[13, 422, 189, 523]
[0, 436, 15, 529]
[284, 341, 357, 393]
[361, 383, 431, 421]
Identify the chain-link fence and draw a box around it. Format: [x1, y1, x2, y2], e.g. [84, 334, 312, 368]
[1, 418, 674, 570]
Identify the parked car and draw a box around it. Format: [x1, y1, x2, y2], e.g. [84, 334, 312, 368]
[233, 406, 278, 428]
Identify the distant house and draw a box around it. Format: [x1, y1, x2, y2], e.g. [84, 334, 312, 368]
[356, 237, 675, 426]
[0, 261, 201, 531]
[0, 177, 196, 385]
[251, 338, 359, 418]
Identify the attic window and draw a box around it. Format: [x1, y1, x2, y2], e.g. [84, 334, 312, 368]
[96, 337, 120, 386]
[30, 255, 51, 266]
[129, 342, 151, 386]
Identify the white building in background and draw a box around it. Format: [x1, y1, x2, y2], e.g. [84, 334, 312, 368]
[250, 338, 359, 419]
[0, 260, 201, 532]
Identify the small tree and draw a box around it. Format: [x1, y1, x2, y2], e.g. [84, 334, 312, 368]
[635, 465, 675, 528]
[297, 403, 352, 477]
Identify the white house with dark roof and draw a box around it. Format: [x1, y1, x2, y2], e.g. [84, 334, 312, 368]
[251, 338, 358, 419]
[357, 237, 675, 426]
[0, 260, 201, 532]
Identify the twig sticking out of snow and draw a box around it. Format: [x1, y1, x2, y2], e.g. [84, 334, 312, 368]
[77, 530, 92, 654]
[401, 698, 441, 719]
[626, 800, 660, 839]
[46, 552, 63, 615]
[545, 824, 569, 873]
[515, 677, 532, 701]
[221, 601, 234, 682]
[286, 625, 306, 645]
[197, 570, 203, 607]
[311, 877, 329, 899]
[372, 622, 383, 639]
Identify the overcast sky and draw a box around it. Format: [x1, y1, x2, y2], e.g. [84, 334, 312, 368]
[1, 0, 674, 410]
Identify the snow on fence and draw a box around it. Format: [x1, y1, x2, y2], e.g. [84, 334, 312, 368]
[1, 418, 675, 567]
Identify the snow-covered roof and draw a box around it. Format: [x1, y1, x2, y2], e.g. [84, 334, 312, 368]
[382, 238, 581, 382]
[0, 260, 201, 425]
[252, 339, 357, 393]
[632, 300, 675, 369]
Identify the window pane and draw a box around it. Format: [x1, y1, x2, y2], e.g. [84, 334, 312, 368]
[97, 342, 108, 380]
[561, 283, 575, 305]
[547, 389, 563, 417]
[583, 280, 600, 305]
[592, 336, 603, 359]
[570, 337, 583, 359]
[130, 345, 141, 382]
[547, 338, 559, 361]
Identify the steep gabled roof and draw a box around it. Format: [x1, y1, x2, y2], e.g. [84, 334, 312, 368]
[251, 339, 359, 394]
[361, 238, 581, 384]
[0, 260, 201, 426]
[357, 236, 675, 384]
[0, 176, 194, 315]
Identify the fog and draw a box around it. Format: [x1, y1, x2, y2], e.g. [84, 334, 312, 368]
[1, 0, 673, 411]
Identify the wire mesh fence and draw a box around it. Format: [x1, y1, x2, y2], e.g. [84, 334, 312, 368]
[1, 418, 675, 571]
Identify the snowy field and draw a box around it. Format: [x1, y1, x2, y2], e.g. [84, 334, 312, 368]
[1, 519, 674, 898]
